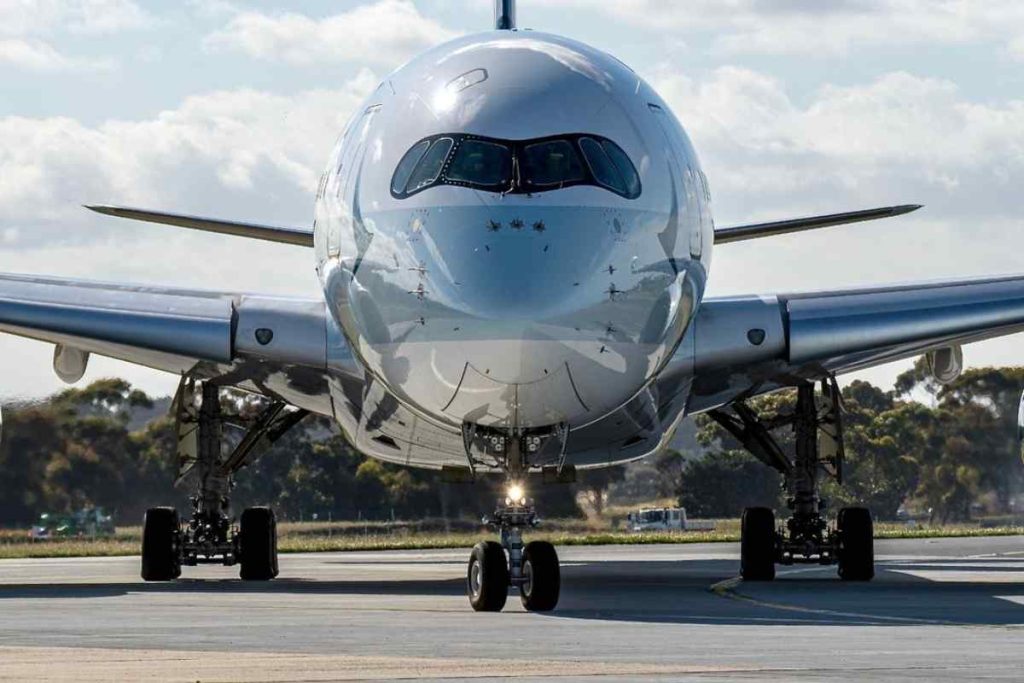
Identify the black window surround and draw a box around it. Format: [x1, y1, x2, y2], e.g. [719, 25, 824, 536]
[390, 132, 642, 200]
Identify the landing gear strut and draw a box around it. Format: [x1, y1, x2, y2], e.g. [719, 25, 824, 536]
[467, 487, 561, 612]
[710, 379, 874, 582]
[464, 426, 564, 612]
[141, 380, 305, 582]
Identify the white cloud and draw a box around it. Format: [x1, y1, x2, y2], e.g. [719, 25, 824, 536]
[0, 0, 152, 37]
[0, 0, 151, 72]
[0, 70, 381, 399]
[524, 0, 1024, 56]
[650, 66, 1024, 223]
[0, 69, 379, 230]
[1009, 35, 1024, 61]
[203, 0, 459, 66]
[647, 64, 1024, 384]
[69, 0, 152, 34]
[185, 0, 241, 20]
[0, 38, 112, 71]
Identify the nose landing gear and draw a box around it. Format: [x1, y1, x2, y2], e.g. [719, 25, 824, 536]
[466, 489, 561, 612]
[462, 424, 568, 612]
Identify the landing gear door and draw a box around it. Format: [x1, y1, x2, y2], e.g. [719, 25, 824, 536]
[819, 377, 844, 485]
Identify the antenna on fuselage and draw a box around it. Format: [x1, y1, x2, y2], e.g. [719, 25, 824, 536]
[494, 0, 516, 29]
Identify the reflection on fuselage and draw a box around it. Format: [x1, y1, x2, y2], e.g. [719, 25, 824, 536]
[315, 30, 713, 436]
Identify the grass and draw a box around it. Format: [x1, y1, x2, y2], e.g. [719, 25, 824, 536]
[1, 519, 1023, 559]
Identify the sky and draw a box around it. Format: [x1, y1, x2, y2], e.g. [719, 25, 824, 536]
[1, 0, 1023, 401]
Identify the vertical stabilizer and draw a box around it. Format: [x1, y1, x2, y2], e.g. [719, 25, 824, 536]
[495, 0, 516, 29]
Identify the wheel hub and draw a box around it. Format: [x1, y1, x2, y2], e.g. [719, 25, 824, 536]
[470, 560, 483, 599]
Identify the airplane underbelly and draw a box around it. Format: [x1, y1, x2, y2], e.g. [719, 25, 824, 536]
[366, 334, 656, 429]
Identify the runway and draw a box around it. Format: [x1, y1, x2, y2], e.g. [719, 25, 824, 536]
[2, 536, 1024, 681]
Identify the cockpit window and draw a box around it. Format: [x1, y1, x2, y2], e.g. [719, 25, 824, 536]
[446, 139, 512, 188]
[521, 140, 585, 189]
[580, 137, 626, 196]
[601, 140, 642, 198]
[404, 137, 453, 193]
[390, 133, 641, 199]
[391, 139, 430, 195]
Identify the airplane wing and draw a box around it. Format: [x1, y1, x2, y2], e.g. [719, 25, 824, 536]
[681, 274, 1024, 414]
[0, 271, 357, 413]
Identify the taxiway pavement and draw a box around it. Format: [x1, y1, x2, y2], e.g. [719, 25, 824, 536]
[1, 536, 1024, 681]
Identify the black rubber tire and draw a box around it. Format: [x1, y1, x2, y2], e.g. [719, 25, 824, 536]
[520, 541, 560, 612]
[239, 507, 278, 581]
[141, 507, 181, 581]
[837, 507, 874, 581]
[467, 541, 509, 612]
[741, 507, 776, 581]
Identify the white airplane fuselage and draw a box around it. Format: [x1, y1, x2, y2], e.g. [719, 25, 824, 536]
[314, 30, 712, 442]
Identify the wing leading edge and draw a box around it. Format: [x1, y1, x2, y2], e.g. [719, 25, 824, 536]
[0, 272, 359, 400]
[682, 274, 1024, 414]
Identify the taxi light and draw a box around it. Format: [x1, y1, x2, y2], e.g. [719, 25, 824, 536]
[507, 483, 526, 506]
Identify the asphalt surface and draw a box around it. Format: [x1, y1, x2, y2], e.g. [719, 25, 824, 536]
[2, 536, 1024, 681]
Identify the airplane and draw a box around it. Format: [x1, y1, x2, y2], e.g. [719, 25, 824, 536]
[4, 0, 1023, 612]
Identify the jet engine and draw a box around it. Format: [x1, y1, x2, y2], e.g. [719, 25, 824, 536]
[925, 345, 963, 385]
[53, 344, 90, 384]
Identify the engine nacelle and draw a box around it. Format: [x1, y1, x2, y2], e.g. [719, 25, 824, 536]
[925, 345, 963, 385]
[53, 344, 90, 384]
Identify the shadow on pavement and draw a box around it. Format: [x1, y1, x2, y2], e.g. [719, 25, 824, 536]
[1, 555, 1023, 627]
[549, 556, 1024, 626]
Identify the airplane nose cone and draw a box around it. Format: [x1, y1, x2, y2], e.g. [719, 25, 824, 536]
[429, 210, 603, 322]
[346, 204, 691, 429]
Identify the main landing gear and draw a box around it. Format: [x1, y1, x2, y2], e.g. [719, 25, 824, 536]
[140, 380, 306, 582]
[710, 379, 874, 582]
[462, 425, 566, 612]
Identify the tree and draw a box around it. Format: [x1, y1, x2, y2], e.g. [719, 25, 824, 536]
[822, 385, 924, 519]
[680, 392, 797, 517]
[678, 450, 783, 516]
[577, 466, 625, 518]
[897, 363, 1024, 515]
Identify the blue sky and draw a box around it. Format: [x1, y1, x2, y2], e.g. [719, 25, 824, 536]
[1, 0, 1024, 400]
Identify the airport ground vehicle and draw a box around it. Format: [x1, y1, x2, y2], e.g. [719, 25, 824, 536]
[29, 508, 115, 540]
[627, 507, 715, 532]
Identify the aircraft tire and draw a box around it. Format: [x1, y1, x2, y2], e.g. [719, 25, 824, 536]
[141, 507, 181, 581]
[520, 540, 560, 612]
[740, 507, 776, 581]
[239, 507, 278, 581]
[837, 507, 874, 581]
[467, 541, 508, 611]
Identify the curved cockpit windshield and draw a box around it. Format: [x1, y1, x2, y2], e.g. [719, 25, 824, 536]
[446, 139, 513, 188]
[390, 133, 641, 199]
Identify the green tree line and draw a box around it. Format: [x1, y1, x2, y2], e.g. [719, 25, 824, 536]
[675, 363, 1024, 522]
[0, 379, 587, 526]
[1, 364, 1022, 527]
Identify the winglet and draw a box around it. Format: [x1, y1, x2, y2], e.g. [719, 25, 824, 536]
[714, 204, 922, 245]
[85, 205, 314, 247]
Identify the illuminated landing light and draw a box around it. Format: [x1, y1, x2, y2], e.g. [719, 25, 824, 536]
[506, 483, 527, 507]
